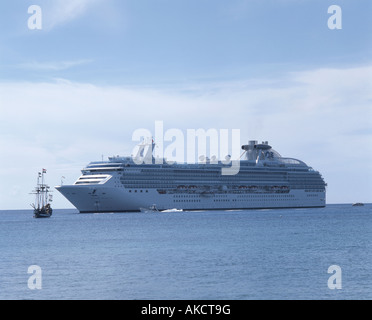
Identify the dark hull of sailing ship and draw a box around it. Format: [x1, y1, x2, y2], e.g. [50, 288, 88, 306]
[34, 203, 53, 218]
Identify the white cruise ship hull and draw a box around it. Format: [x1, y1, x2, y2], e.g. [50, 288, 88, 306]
[56, 184, 325, 213]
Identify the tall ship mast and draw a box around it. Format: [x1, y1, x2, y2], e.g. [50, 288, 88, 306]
[56, 140, 326, 213]
[31, 169, 53, 218]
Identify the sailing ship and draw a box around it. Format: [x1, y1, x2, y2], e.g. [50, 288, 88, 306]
[31, 169, 53, 218]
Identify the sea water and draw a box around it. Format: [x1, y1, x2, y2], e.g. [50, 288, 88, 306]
[0, 204, 371, 300]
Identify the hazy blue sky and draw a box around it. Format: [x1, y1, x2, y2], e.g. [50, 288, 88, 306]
[0, 0, 371, 209]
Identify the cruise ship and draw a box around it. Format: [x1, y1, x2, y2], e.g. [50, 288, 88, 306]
[55, 140, 326, 213]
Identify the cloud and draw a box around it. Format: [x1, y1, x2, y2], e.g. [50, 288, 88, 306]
[43, 0, 106, 30]
[17, 59, 93, 71]
[1, 65, 371, 147]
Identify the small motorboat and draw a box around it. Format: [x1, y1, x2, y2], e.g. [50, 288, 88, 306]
[139, 204, 159, 213]
[352, 203, 364, 207]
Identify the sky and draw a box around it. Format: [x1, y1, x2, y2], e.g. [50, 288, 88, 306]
[0, 0, 371, 209]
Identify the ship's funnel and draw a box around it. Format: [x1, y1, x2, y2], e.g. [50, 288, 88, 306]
[241, 140, 272, 161]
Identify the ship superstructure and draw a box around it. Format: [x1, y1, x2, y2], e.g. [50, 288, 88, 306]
[56, 140, 326, 213]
